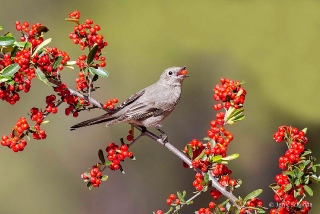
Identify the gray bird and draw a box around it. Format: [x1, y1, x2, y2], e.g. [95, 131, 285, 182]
[69, 66, 189, 141]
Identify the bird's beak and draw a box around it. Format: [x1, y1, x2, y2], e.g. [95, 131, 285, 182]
[177, 66, 189, 77]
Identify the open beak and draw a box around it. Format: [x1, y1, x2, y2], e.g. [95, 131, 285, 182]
[177, 66, 189, 77]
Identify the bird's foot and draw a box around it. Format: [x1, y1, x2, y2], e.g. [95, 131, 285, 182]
[155, 124, 168, 143]
[160, 134, 168, 143]
[139, 126, 147, 133]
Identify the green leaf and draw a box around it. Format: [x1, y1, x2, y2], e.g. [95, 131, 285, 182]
[302, 127, 307, 134]
[204, 173, 209, 184]
[0, 26, 2, 30]
[186, 200, 193, 205]
[92, 74, 99, 82]
[101, 175, 108, 181]
[87, 44, 99, 64]
[177, 191, 185, 203]
[310, 174, 320, 183]
[89, 67, 109, 78]
[14, 41, 32, 49]
[232, 115, 245, 123]
[32, 38, 52, 57]
[210, 155, 222, 163]
[186, 144, 193, 159]
[296, 170, 304, 178]
[283, 171, 295, 177]
[182, 190, 186, 198]
[0, 36, 15, 46]
[6, 80, 15, 85]
[294, 179, 301, 186]
[303, 185, 313, 196]
[221, 153, 239, 161]
[42, 120, 50, 124]
[105, 161, 112, 167]
[303, 160, 311, 166]
[98, 149, 105, 163]
[10, 45, 19, 58]
[65, 65, 74, 70]
[203, 137, 210, 141]
[0, 76, 11, 83]
[88, 185, 93, 190]
[1, 63, 20, 77]
[35, 68, 50, 86]
[243, 189, 263, 202]
[52, 56, 63, 69]
[256, 208, 266, 213]
[220, 199, 230, 207]
[284, 183, 292, 192]
[302, 149, 312, 157]
[66, 60, 76, 66]
[65, 18, 80, 25]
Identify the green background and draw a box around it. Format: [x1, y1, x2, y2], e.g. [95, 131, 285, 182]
[1, 0, 320, 213]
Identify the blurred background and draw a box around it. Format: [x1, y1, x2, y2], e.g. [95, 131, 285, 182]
[1, 0, 320, 213]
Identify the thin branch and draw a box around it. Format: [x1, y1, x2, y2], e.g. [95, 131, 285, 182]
[49, 80, 241, 209]
[172, 191, 202, 214]
[88, 73, 93, 98]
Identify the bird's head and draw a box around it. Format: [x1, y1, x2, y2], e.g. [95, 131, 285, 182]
[158, 66, 189, 85]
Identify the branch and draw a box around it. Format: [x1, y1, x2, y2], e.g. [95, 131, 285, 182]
[50, 80, 240, 209]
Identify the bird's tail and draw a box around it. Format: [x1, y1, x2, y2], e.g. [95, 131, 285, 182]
[69, 113, 115, 131]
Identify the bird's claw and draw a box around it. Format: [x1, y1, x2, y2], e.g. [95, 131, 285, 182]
[160, 134, 168, 143]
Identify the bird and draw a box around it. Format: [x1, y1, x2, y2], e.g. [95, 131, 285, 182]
[69, 66, 189, 141]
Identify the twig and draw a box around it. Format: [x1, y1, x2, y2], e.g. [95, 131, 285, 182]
[43, 100, 63, 118]
[88, 73, 93, 98]
[172, 191, 202, 214]
[133, 125, 240, 209]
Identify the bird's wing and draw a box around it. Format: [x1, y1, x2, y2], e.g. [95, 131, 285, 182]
[124, 100, 176, 119]
[115, 89, 145, 111]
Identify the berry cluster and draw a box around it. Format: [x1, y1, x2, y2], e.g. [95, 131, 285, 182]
[33, 47, 70, 76]
[103, 98, 118, 110]
[69, 10, 80, 19]
[15, 21, 44, 48]
[68, 11, 108, 51]
[213, 78, 246, 110]
[106, 143, 133, 171]
[274, 126, 307, 169]
[1, 117, 28, 152]
[271, 172, 311, 213]
[30, 108, 47, 140]
[270, 126, 316, 214]
[1, 22, 70, 105]
[126, 129, 134, 142]
[238, 198, 263, 214]
[53, 83, 89, 117]
[0, 53, 33, 104]
[192, 172, 204, 191]
[81, 165, 103, 187]
[75, 71, 88, 91]
[45, 94, 58, 114]
[166, 194, 180, 205]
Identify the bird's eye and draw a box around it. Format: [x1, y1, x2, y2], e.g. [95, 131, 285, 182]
[168, 71, 173, 76]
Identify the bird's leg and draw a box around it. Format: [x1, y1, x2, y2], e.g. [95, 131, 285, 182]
[139, 126, 147, 133]
[128, 125, 147, 147]
[154, 124, 168, 143]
